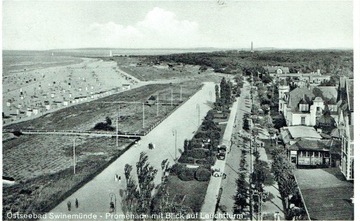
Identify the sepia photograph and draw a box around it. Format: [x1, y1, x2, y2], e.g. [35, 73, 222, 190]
[2, 0, 357, 220]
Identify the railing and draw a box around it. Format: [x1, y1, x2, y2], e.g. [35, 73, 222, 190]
[3, 129, 142, 138]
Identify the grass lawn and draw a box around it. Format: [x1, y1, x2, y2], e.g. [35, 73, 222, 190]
[294, 168, 353, 220]
[3, 82, 202, 218]
[166, 175, 209, 213]
[3, 137, 135, 217]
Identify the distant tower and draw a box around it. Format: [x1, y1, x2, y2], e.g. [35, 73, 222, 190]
[109, 50, 113, 57]
[251, 42, 254, 53]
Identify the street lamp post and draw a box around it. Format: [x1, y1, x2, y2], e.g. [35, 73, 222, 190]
[172, 129, 177, 160]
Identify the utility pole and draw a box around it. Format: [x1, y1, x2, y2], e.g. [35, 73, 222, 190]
[73, 139, 76, 175]
[116, 106, 119, 147]
[73, 137, 82, 175]
[156, 92, 159, 117]
[180, 86, 183, 101]
[142, 102, 145, 128]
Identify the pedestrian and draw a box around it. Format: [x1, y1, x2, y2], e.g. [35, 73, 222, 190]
[67, 201, 71, 211]
[118, 175, 121, 182]
[75, 198, 79, 208]
[115, 174, 118, 182]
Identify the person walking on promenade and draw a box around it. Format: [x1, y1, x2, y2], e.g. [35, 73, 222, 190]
[67, 201, 71, 211]
[75, 198, 79, 208]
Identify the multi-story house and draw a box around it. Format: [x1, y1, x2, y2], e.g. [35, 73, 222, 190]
[337, 76, 354, 180]
[278, 84, 338, 127]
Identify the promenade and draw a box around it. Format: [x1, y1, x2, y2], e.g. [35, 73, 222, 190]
[44, 82, 216, 219]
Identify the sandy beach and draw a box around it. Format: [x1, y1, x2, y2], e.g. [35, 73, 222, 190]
[2, 58, 139, 125]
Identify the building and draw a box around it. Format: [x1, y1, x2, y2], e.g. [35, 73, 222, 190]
[336, 77, 354, 180]
[288, 139, 331, 167]
[263, 66, 290, 77]
[280, 126, 322, 145]
[278, 85, 338, 127]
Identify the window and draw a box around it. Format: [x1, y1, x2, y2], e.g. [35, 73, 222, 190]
[301, 116, 306, 125]
[299, 104, 309, 112]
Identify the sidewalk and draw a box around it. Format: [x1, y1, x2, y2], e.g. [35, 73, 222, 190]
[257, 145, 285, 220]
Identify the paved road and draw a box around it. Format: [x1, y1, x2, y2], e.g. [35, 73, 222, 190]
[216, 81, 251, 219]
[200, 89, 243, 216]
[44, 82, 215, 219]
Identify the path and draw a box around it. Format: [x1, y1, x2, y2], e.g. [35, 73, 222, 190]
[44, 82, 216, 219]
[200, 91, 242, 216]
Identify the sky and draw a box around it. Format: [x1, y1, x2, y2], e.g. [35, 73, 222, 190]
[2, 0, 354, 50]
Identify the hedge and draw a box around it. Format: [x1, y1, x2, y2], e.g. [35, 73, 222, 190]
[188, 148, 209, 159]
[195, 167, 211, 182]
[178, 168, 195, 181]
[178, 156, 195, 164]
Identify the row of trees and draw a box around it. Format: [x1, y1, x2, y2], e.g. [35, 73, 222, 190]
[271, 149, 307, 219]
[215, 77, 233, 110]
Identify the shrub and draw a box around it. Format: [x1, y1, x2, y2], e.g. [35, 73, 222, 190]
[170, 163, 185, 175]
[191, 142, 204, 149]
[178, 168, 195, 181]
[194, 131, 208, 139]
[206, 156, 216, 166]
[195, 167, 211, 181]
[195, 159, 207, 165]
[189, 148, 209, 159]
[178, 156, 195, 164]
[94, 122, 115, 131]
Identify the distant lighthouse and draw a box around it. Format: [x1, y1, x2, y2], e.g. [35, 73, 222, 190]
[109, 50, 113, 57]
[251, 42, 254, 53]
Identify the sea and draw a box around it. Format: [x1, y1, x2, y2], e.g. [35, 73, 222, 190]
[2, 48, 220, 75]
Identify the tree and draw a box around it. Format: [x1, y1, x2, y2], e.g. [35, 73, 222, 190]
[220, 77, 227, 106]
[122, 152, 158, 216]
[261, 73, 273, 84]
[252, 160, 274, 192]
[215, 84, 220, 103]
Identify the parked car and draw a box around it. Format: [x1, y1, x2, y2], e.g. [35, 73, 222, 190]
[217, 145, 227, 160]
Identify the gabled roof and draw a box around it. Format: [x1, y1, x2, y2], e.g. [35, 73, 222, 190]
[317, 86, 338, 103]
[287, 86, 338, 112]
[288, 87, 315, 109]
[289, 139, 330, 152]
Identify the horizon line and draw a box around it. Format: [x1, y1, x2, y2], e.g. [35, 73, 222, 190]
[2, 47, 354, 52]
